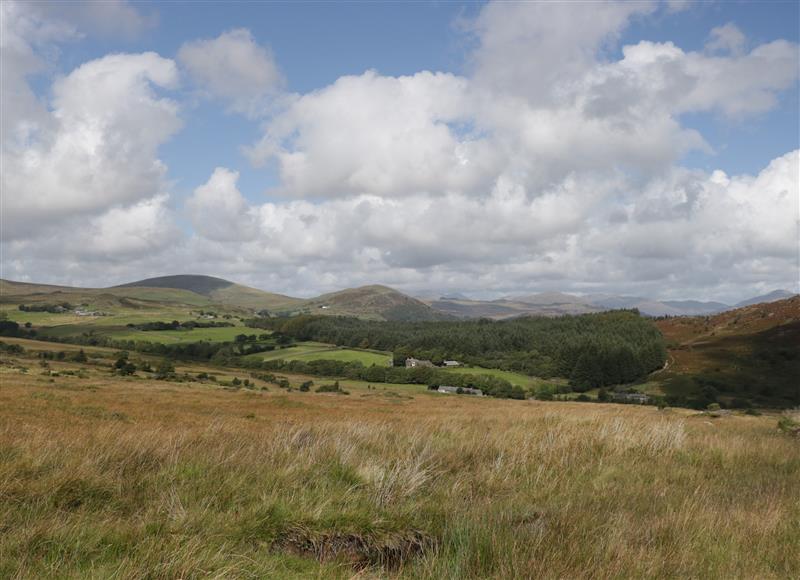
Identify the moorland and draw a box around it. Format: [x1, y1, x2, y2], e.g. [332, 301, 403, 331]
[1, 275, 799, 577]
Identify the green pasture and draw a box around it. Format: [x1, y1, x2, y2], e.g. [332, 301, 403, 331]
[441, 366, 559, 389]
[37, 324, 249, 344]
[247, 342, 391, 366]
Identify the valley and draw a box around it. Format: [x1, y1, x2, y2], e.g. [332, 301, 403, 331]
[2, 275, 799, 577]
[1, 335, 798, 578]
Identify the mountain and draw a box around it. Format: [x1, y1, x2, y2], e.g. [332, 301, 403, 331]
[440, 292, 471, 300]
[5, 274, 796, 323]
[734, 289, 796, 308]
[116, 274, 303, 311]
[513, 292, 593, 306]
[302, 285, 449, 321]
[660, 300, 729, 315]
[426, 292, 708, 319]
[425, 298, 531, 319]
[116, 274, 234, 295]
[654, 296, 800, 408]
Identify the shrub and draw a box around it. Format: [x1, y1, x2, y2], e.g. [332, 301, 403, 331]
[778, 410, 800, 437]
[316, 381, 349, 395]
[155, 360, 175, 380]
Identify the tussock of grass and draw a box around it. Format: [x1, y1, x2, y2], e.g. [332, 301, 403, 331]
[1, 368, 799, 578]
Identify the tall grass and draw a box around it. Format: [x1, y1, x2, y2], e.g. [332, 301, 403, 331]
[1, 365, 799, 578]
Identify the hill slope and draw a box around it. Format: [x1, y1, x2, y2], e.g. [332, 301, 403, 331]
[115, 275, 234, 295]
[115, 275, 303, 311]
[654, 296, 800, 408]
[303, 285, 450, 321]
[733, 289, 796, 308]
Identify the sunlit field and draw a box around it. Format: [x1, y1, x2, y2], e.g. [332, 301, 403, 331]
[245, 342, 392, 366]
[1, 338, 798, 578]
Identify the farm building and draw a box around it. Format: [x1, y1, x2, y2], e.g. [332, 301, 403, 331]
[437, 385, 484, 396]
[405, 357, 434, 368]
[612, 392, 649, 404]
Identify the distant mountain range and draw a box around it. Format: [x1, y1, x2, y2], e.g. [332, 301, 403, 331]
[1, 275, 795, 321]
[422, 289, 797, 319]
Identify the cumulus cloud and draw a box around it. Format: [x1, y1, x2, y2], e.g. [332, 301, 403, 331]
[1, 1, 181, 283]
[245, 71, 498, 197]
[2, 51, 181, 239]
[178, 29, 283, 116]
[465, 1, 656, 103]
[246, 3, 796, 202]
[706, 23, 747, 55]
[3, 0, 798, 303]
[179, 150, 797, 301]
[186, 168, 258, 241]
[601, 38, 798, 116]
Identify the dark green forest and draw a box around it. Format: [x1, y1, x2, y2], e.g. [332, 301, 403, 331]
[249, 311, 667, 390]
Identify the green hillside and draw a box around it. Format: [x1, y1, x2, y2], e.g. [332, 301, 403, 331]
[654, 296, 800, 408]
[302, 285, 450, 321]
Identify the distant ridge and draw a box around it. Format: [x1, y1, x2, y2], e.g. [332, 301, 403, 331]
[733, 289, 796, 308]
[115, 275, 234, 296]
[4, 274, 796, 322]
[303, 284, 450, 321]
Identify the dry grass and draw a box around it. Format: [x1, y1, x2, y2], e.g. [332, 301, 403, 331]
[1, 344, 799, 578]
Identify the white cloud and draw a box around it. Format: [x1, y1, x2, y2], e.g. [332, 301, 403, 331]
[178, 29, 282, 116]
[178, 150, 797, 301]
[245, 70, 497, 197]
[465, 1, 656, 103]
[706, 23, 747, 55]
[2, 0, 798, 303]
[2, 52, 181, 239]
[605, 38, 798, 116]
[1, 1, 181, 283]
[186, 167, 258, 241]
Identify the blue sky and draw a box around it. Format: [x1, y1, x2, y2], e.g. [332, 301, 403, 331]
[3, 0, 799, 301]
[45, 1, 799, 203]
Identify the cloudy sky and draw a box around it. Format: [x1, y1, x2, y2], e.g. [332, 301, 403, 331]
[2, 0, 798, 302]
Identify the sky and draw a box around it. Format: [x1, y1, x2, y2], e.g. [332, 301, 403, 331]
[1, 0, 798, 303]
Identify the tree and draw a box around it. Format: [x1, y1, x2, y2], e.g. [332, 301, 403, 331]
[155, 359, 175, 379]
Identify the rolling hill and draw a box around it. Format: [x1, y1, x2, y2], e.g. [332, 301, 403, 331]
[1, 276, 447, 322]
[301, 285, 450, 321]
[4, 274, 796, 323]
[653, 296, 800, 408]
[116, 275, 303, 311]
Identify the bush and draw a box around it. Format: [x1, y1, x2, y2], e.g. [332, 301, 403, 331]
[316, 381, 349, 395]
[777, 410, 800, 437]
[155, 360, 175, 380]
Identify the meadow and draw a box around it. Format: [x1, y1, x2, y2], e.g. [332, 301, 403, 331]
[1, 338, 799, 578]
[440, 366, 563, 390]
[247, 342, 392, 367]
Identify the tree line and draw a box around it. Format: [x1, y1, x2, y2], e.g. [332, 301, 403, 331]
[247, 310, 667, 390]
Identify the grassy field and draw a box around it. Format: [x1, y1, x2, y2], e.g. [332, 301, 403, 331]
[1, 338, 799, 578]
[441, 366, 562, 390]
[33, 323, 251, 344]
[248, 342, 392, 366]
[102, 325, 251, 344]
[3, 307, 213, 329]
